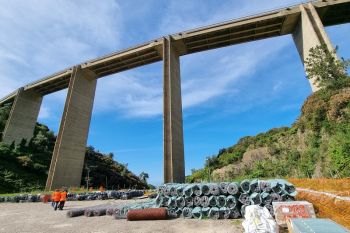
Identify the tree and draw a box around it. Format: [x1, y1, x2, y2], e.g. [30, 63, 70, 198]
[107, 152, 114, 160]
[139, 172, 149, 183]
[305, 44, 350, 90]
[0, 104, 12, 141]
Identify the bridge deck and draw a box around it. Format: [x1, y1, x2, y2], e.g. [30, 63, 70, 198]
[1, 0, 350, 105]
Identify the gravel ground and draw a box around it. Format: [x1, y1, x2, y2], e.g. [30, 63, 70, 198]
[0, 200, 244, 233]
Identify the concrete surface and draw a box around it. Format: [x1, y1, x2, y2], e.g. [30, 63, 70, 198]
[46, 68, 97, 190]
[163, 36, 185, 183]
[292, 4, 335, 92]
[3, 88, 42, 145]
[0, 200, 244, 233]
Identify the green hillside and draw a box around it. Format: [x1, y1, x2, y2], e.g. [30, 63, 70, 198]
[0, 106, 148, 193]
[187, 45, 350, 182]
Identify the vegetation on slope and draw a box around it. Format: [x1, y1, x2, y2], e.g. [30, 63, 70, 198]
[187, 45, 350, 182]
[0, 105, 148, 193]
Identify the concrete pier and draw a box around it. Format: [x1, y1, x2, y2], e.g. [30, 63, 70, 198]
[46, 68, 97, 190]
[163, 36, 185, 183]
[292, 3, 336, 92]
[2, 88, 42, 144]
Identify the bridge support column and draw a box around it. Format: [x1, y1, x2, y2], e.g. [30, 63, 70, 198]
[2, 88, 42, 144]
[163, 36, 185, 184]
[46, 68, 97, 190]
[292, 3, 335, 92]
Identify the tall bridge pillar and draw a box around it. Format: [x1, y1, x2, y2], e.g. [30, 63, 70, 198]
[163, 36, 185, 183]
[293, 3, 336, 92]
[46, 67, 97, 190]
[2, 88, 42, 144]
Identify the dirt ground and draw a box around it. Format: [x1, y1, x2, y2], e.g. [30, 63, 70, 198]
[0, 200, 244, 233]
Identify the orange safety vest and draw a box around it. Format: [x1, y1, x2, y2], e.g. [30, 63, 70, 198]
[53, 191, 61, 202]
[60, 191, 67, 202]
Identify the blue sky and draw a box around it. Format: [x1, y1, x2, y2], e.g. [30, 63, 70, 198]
[0, 0, 349, 186]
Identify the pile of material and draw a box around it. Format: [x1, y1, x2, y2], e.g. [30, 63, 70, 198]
[0, 190, 144, 203]
[156, 179, 296, 219]
[65, 179, 296, 221]
[67, 190, 144, 201]
[66, 199, 158, 219]
[0, 194, 42, 203]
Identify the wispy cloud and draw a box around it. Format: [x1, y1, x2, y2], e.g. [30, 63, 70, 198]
[93, 0, 297, 118]
[0, 0, 122, 114]
[1, 0, 298, 119]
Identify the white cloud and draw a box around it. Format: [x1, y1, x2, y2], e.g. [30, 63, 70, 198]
[95, 72, 163, 117]
[1, 0, 298, 119]
[92, 0, 297, 118]
[38, 106, 50, 120]
[0, 0, 122, 99]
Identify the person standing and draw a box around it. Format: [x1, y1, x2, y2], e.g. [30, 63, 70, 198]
[59, 189, 67, 210]
[53, 189, 61, 211]
[51, 190, 55, 208]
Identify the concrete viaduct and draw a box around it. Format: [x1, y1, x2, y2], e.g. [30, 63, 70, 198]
[0, 0, 349, 190]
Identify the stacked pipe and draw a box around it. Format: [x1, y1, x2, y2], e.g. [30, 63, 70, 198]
[156, 179, 296, 219]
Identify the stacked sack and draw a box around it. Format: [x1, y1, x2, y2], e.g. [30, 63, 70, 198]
[156, 179, 297, 219]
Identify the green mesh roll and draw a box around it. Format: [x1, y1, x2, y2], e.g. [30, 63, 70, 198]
[208, 196, 217, 207]
[182, 207, 193, 219]
[217, 195, 227, 207]
[226, 195, 237, 208]
[192, 206, 202, 219]
[208, 207, 220, 220]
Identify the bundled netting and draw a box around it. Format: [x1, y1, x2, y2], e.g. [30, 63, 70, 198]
[0, 194, 42, 203]
[0, 190, 145, 204]
[66, 199, 158, 219]
[67, 190, 144, 201]
[112, 200, 158, 219]
[157, 179, 296, 219]
[64, 179, 296, 221]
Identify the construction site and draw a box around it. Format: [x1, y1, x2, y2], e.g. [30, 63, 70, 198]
[0, 178, 349, 232]
[1, 0, 350, 232]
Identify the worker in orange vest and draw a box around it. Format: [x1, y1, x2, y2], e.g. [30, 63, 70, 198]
[52, 189, 61, 211]
[59, 189, 67, 210]
[51, 190, 55, 208]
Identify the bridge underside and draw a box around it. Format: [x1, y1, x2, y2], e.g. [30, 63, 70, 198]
[0, 0, 349, 189]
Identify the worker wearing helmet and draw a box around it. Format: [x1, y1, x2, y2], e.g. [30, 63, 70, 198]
[53, 189, 61, 211]
[59, 189, 67, 210]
